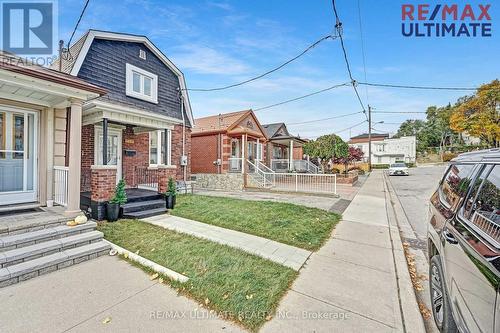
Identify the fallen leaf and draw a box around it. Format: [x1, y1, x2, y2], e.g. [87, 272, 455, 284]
[102, 317, 111, 324]
[151, 248, 155, 252]
[245, 294, 253, 300]
[158, 277, 164, 284]
[135, 250, 140, 255]
[222, 293, 229, 300]
[150, 273, 159, 281]
[123, 252, 129, 259]
[205, 298, 210, 305]
[265, 315, 272, 321]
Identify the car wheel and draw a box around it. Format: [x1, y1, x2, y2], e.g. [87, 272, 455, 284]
[430, 255, 457, 332]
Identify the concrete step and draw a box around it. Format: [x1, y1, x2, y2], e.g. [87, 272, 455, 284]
[0, 222, 97, 251]
[122, 199, 165, 214]
[0, 241, 110, 288]
[0, 231, 104, 268]
[122, 207, 167, 219]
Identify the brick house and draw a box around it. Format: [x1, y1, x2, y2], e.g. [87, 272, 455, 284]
[54, 30, 194, 219]
[349, 133, 417, 165]
[191, 110, 267, 174]
[261, 123, 310, 172]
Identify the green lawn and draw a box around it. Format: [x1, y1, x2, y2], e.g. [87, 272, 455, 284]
[171, 194, 341, 251]
[98, 219, 297, 331]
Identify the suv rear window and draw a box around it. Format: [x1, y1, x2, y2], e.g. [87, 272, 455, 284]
[439, 164, 476, 210]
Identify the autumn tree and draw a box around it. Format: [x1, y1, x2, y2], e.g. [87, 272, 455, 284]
[450, 79, 500, 147]
[303, 134, 348, 173]
[332, 146, 364, 174]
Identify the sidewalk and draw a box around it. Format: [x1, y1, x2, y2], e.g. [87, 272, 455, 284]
[0, 255, 243, 333]
[261, 170, 422, 332]
[143, 214, 311, 270]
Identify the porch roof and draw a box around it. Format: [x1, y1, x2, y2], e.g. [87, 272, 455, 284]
[269, 135, 307, 147]
[0, 53, 106, 107]
[82, 99, 182, 130]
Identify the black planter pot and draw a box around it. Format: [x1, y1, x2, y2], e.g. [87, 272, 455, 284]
[166, 194, 176, 209]
[106, 202, 120, 222]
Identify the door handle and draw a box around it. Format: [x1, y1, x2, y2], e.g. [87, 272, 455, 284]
[443, 230, 458, 244]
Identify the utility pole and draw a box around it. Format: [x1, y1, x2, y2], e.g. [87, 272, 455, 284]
[368, 105, 372, 172]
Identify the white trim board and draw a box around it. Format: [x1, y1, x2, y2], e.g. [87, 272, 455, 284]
[69, 30, 194, 126]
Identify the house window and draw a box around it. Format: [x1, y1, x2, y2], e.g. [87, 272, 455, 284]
[139, 49, 146, 60]
[149, 130, 171, 166]
[126, 63, 158, 103]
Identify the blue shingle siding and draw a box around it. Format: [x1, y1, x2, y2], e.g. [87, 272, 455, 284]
[77, 39, 184, 122]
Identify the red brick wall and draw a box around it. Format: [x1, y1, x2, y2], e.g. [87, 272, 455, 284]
[81, 124, 95, 192]
[172, 124, 191, 180]
[221, 135, 231, 173]
[191, 134, 218, 173]
[293, 146, 304, 160]
[158, 167, 178, 193]
[91, 167, 117, 202]
[122, 126, 149, 187]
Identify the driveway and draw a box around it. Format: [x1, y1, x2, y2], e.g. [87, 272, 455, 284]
[0, 256, 243, 333]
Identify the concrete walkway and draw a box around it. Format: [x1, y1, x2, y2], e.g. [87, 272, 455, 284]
[261, 171, 422, 333]
[0, 256, 243, 333]
[143, 215, 311, 271]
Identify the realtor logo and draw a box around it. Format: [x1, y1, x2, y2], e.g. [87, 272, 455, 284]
[1, 0, 58, 55]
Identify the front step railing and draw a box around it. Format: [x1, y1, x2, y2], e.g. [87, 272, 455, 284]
[246, 159, 336, 194]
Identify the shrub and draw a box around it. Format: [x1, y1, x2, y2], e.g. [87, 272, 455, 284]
[166, 177, 177, 196]
[109, 179, 127, 204]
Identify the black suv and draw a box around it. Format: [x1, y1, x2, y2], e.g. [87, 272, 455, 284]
[428, 149, 500, 332]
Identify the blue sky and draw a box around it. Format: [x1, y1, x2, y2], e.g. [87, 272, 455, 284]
[58, 0, 499, 140]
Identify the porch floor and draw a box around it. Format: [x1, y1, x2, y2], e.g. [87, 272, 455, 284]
[0, 206, 71, 235]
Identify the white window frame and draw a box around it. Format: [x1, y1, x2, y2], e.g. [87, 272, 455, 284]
[149, 130, 172, 167]
[125, 63, 158, 104]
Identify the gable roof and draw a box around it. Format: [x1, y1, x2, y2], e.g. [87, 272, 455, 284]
[193, 109, 267, 139]
[262, 123, 287, 138]
[350, 133, 389, 140]
[52, 29, 193, 126]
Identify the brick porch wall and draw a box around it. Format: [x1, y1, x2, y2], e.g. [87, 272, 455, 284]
[81, 124, 95, 192]
[90, 166, 117, 202]
[122, 126, 149, 187]
[172, 124, 192, 180]
[191, 134, 218, 174]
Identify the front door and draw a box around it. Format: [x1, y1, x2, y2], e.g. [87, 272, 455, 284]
[0, 107, 38, 205]
[229, 139, 241, 171]
[95, 127, 122, 183]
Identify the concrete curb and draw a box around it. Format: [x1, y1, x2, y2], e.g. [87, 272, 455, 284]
[382, 173, 427, 333]
[103, 240, 189, 283]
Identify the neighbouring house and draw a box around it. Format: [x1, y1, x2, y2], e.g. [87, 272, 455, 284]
[349, 133, 416, 165]
[0, 52, 106, 213]
[262, 123, 316, 173]
[191, 109, 267, 174]
[53, 30, 194, 219]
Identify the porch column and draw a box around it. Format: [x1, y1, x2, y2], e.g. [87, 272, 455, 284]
[289, 140, 294, 171]
[241, 134, 246, 174]
[66, 99, 84, 215]
[102, 118, 108, 165]
[164, 129, 169, 165]
[46, 107, 54, 206]
[256, 138, 260, 169]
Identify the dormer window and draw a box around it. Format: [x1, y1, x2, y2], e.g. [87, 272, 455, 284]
[125, 63, 158, 103]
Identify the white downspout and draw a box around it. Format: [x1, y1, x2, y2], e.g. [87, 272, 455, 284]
[180, 92, 186, 182]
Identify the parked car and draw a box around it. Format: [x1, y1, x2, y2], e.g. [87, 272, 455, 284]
[427, 149, 500, 332]
[388, 162, 409, 176]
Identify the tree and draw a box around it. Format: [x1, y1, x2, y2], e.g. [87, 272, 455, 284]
[303, 134, 348, 172]
[450, 79, 500, 147]
[332, 146, 364, 174]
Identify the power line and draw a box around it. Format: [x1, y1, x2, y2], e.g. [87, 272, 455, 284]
[68, 0, 91, 47]
[286, 111, 363, 126]
[331, 0, 368, 121]
[187, 34, 335, 92]
[358, 82, 478, 91]
[308, 120, 367, 139]
[254, 82, 350, 111]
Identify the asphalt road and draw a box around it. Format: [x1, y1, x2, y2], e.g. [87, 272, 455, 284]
[387, 165, 447, 241]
